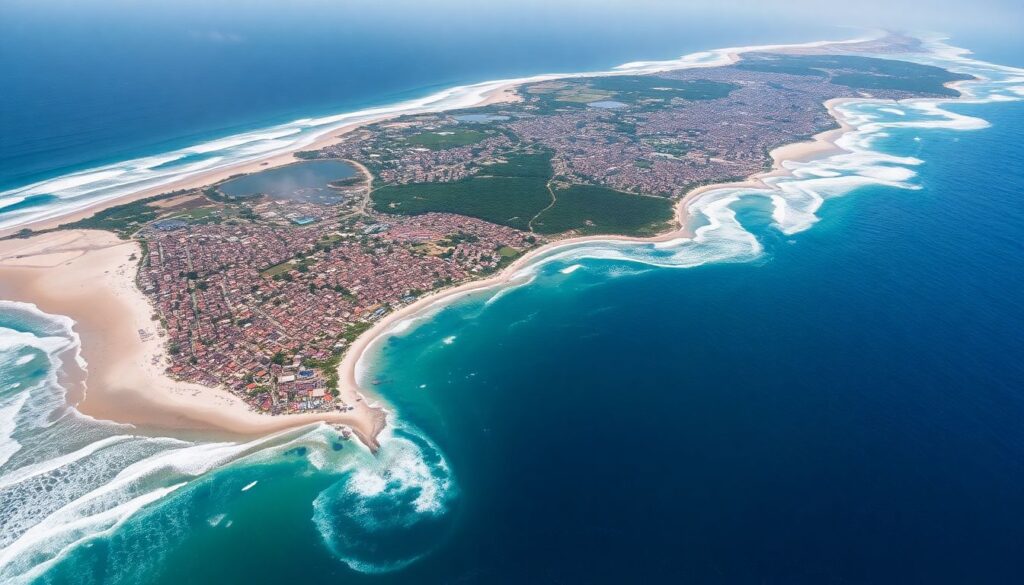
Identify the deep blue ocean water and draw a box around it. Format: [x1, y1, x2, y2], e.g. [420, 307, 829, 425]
[1, 3, 1023, 582]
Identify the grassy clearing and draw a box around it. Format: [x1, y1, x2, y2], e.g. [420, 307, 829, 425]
[372, 151, 554, 230]
[261, 257, 316, 279]
[405, 129, 489, 150]
[738, 54, 971, 96]
[586, 76, 736, 102]
[532, 185, 674, 236]
[497, 245, 519, 258]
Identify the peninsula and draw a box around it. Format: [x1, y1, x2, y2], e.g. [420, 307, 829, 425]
[0, 35, 971, 450]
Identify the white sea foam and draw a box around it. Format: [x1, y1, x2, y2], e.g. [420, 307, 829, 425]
[311, 423, 456, 574]
[0, 393, 30, 469]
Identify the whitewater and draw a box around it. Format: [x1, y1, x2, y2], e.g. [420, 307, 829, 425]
[1, 35, 1022, 582]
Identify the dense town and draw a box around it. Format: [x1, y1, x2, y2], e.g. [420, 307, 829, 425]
[137, 198, 535, 414]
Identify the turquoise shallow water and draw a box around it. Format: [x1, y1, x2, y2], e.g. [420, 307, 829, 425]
[1, 29, 1024, 585]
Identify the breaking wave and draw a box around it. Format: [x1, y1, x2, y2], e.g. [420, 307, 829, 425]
[312, 423, 457, 574]
[0, 301, 457, 583]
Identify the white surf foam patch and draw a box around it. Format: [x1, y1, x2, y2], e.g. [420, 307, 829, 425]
[560, 264, 584, 275]
[441, 336, 456, 346]
[312, 423, 457, 574]
[0, 308, 84, 470]
[0, 393, 30, 469]
[2, 481, 188, 584]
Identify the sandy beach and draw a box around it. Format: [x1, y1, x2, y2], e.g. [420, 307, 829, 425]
[0, 230, 386, 449]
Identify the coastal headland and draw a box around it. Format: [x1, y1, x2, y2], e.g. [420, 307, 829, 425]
[0, 34, 974, 451]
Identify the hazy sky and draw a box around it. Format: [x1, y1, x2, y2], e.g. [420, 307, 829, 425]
[3, 0, 1021, 37]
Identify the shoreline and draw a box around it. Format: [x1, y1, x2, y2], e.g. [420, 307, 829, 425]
[339, 69, 983, 396]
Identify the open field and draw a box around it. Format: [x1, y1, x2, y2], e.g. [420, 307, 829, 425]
[404, 129, 490, 150]
[737, 53, 972, 95]
[532, 185, 674, 236]
[371, 151, 554, 230]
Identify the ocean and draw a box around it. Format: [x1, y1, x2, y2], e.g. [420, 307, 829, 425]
[2, 4, 1024, 583]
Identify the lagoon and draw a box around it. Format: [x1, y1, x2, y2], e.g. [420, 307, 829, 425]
[217, 160, 358, 204]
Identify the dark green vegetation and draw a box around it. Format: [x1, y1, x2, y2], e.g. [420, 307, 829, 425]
[44, 187, 244, 240]
[526, 76, 735, 114]
[737, 54, 972, 96]
[58, 194, 167, 238]
[372, 151, 554, 230]
[373, 149, 674, 236]
[587, 76, 736, 102]
[404, 129, 489, 150]
[532, 185, 674, 236]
